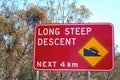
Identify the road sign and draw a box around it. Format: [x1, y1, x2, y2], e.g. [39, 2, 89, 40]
[33, 23, 114, 71]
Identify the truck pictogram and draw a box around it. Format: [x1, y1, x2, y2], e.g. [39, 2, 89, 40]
[84, 47, 101, 56]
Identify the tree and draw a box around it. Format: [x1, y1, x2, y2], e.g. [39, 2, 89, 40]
[43, 0, 92, 23]
[0, 0, 48, 80]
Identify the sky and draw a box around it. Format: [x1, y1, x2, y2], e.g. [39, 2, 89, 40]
[76, 0, 120, 52]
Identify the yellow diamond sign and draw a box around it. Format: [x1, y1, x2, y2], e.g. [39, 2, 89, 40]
[78, 37, 108, 67]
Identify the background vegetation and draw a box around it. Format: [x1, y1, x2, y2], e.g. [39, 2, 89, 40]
[0, 0, 119, 80]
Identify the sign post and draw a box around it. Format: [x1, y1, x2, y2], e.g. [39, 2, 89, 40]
[36, 71, 39, 80]
[87, 71, 90, 80]
[33, 23, 114, 71]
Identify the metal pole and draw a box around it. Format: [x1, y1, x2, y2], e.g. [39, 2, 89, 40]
[36, 19, 41, 80]
[87, 71, 90, 80]
[36, 71, 39, 80]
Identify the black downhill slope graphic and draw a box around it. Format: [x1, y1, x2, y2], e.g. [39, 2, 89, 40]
[84, 47, 101, 56]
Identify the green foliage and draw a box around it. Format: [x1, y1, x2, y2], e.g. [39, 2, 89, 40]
[0, 16, 11, 34]
[79, 76, 86, 80]
[24, 6, 47, 24]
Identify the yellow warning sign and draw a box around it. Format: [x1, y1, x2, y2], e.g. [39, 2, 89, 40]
[78, 37, 108, 67]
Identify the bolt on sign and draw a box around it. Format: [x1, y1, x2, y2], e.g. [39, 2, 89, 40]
[33, 23, 114, 71]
